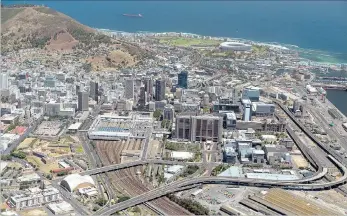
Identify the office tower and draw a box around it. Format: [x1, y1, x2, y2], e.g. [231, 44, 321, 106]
[163, 105, 174, 121]
[232, 87, 239, 104]
[138, 86, 146, 107]
[155, 79, 166, 101]
[176, 115, 223, 142]
[76, 85, 80, 96]
[242, 87, 260, 102]
[144, 77, 153, 95]
[90, 81, 98, 102]
[124, 79, 134, 100]
[243, 103, 252, 121]
[78, 91, 89, 111]
[0, 73, 9, 89]
[177, 71, 188, 89]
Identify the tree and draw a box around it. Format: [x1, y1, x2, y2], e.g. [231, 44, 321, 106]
[117, 196, 130, 203]
[153, 110, 162, 120]
[96, 198, 107, 206]
[11, 151, 26, 159]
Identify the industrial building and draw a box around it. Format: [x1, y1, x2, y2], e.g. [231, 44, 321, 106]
[175, 114, 223, 142]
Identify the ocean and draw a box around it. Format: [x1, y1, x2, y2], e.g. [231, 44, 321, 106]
[327, 90, 347, 116]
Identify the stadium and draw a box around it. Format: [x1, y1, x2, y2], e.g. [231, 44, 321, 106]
[219, 42, 252, 51]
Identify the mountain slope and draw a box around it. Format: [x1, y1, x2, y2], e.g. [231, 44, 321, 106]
[1, 5, 151, 70]
[1, 6, 100, 51]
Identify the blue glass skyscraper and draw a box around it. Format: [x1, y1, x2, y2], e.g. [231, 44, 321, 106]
[177, 71, 188, 89]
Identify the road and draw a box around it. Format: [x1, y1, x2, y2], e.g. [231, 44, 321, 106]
[274, 100, 347, 165]
[4, 116, 42, 154]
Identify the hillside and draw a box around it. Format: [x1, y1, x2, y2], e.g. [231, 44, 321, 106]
[1, 5, 150, 69]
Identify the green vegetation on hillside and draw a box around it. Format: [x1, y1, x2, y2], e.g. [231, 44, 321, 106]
[70, 28, 112, 51]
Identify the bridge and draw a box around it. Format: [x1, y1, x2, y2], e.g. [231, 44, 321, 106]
[80, 160, 219, 175]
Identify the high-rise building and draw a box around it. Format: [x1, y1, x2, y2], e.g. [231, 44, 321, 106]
[176, 115, 223, 142]
[155, 79, 166, 101]
[177, 71, 188, 89]
[144, 77, 153, 96]
[76, 85, 80, 96]
[78, 91, 89, 111]
[0, 73, 9, 89]
[243, 103, 252, 121]
[90, 81, 98, 102]
[163, 105, 174, 121]
[138, 86, 146, 107]
[232, 87, 240, 104]
[124, 79, 134, 100]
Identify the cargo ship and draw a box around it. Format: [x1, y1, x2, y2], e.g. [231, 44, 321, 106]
[123, 13, 142, 18]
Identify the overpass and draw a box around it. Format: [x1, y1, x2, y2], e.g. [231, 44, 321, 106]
[80, 160, 219, 175]
[96, 155, 347, 215]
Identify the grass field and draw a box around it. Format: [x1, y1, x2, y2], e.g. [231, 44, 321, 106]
[26, 156, 60, 174]
[76, 145, 84, 153]
[17, 138, 37, 150]
[159, 37, 220, 47]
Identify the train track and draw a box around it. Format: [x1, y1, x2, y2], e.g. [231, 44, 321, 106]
[96, 141, 191, 215]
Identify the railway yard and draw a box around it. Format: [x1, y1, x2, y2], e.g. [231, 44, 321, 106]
[95, 140, 191, 215]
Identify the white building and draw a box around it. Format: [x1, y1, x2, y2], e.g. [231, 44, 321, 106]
[0, 73, 9, 90]
[8, 187, 61, 210]
[60, 174, 95, 192]
[47, 201, 74, 215]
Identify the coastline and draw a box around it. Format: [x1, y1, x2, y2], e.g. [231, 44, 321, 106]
[96, 28, 347, 65]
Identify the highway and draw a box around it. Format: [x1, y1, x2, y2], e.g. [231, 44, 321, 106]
[274, 100, 347, 165]
[96, 155, 347, 215]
